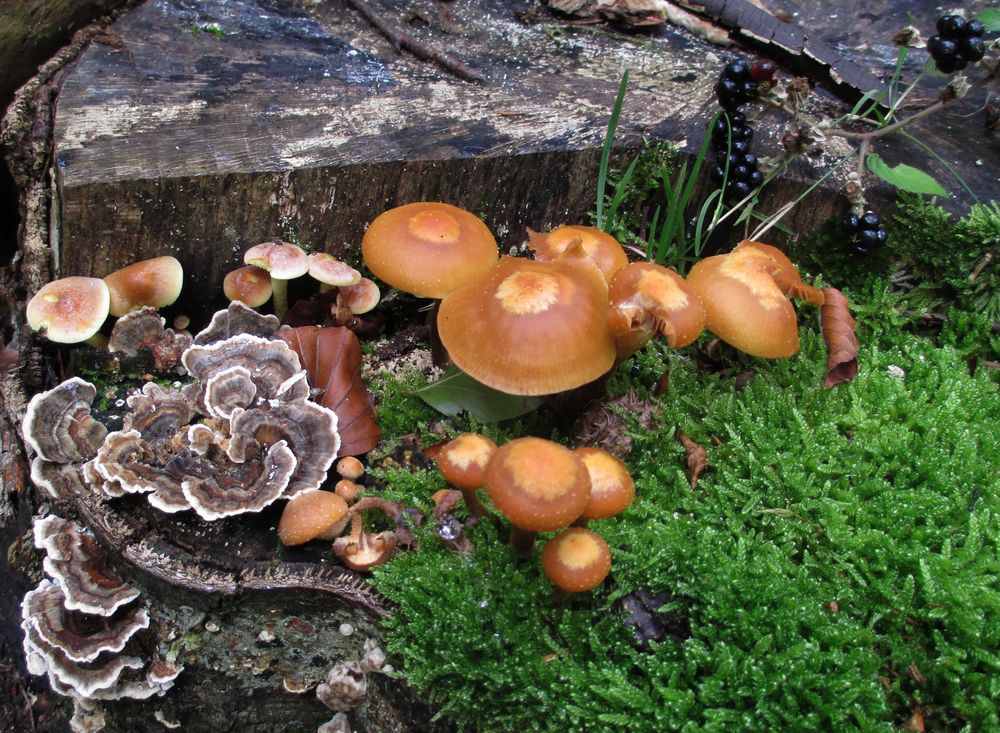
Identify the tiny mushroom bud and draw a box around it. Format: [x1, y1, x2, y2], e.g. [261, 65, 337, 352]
[336, 456, 365, 480]
[27, 277, 110, 346]
[278, 490, 350, 546]
[103, 256, 184, 317]
[435, 433, 497, 520]
[223, 265, 274, 308]
[541, 527, 612, 596]
[484, 437, 591, 558]
[244, 240, 310, 319]
[527, 225, 629, 283]
[573, 447, 635, 525]
[334, 479, 360, 502]
[362, 202, 499, 299]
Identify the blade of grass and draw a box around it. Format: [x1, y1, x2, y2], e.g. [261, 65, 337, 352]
[596, 71, 629, 230]
[605, 155, 640, 231]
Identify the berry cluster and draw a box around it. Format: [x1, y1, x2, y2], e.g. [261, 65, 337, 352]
[928, 15, 986, 73]
[710, 59, 776, 199]
[843, 211, 888, 255]
[708, 111, 764, 198]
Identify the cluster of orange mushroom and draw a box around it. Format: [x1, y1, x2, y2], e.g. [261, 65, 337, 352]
[429, 432, 635, 598]
[277, 456, 410, 572]
[360, 202, 858, 396]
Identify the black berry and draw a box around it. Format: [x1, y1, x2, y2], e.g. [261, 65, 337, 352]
[965, 19, 985, 38]
[937, 14, 968, 37]
[958, 36, 986, 63]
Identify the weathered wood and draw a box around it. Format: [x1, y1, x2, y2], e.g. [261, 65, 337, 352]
[49, 0, 1000, 324]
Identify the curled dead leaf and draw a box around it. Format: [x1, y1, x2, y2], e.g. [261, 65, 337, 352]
[674, 429, 708, 490]
[279, 326, 381, 457]
[819, 288, 859, 388]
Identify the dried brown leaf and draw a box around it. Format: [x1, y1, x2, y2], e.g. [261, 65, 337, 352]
[279, 326, 381, 457]
[819, 288, 859, 387]
[674, 429, 708, 490]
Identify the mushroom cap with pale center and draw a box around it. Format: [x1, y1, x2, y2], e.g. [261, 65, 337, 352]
[103, 256, 184, 317]
[308, 252, 361, 288]
[278, 490, 350, 546]
[541, 527, 612, 593]
[574, 447, 635, 520]
[484, 437, 591, 532]
[527, 225, 629, 283]
[437, 256, 616, 396]
[437, 433, 497, 490]
[607, 262, 706, 356]
[244, 241, 310, 280]
[27, 277, 111, 344]
[361, 202, 498, 299]
[686, 246, 800, 359]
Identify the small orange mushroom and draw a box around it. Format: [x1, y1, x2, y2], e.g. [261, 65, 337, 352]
[103, 256, 184, 317]
[687, 241, 810, 359]
[607, 262, 706, 361]
[573, 447, 635, 525]
[362, 202, 499, 299]
[526, 225, 629, 283]
[437, 256, 616, 396]
[26, 277, 111, 346]
[332, 497, 403, 571]
[541, 527, 611, 596]
[483, 437, 591, 558]
[434, 433, 497, 520]
[223, 265, 273, 308]
[278, 490, 350, 546]
[244, 240, 309, 319]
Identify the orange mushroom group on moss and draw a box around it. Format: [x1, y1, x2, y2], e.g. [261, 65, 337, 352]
[687, 240, 858, 385]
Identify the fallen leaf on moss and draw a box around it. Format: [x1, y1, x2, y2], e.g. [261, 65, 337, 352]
[820, 287, 859, 387]
[675, 429, 708, 489]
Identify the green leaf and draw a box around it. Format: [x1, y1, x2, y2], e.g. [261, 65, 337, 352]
[976, 7, 1000, 32]
[866, 154, 948, 196]
[412, 368, 544, 422]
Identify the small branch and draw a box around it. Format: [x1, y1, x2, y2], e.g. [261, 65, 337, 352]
[969, 251, 995, 282]
[345, 0, 484, 82]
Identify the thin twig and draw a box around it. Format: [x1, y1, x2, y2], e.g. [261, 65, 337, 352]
[345, 0, 484, 82]
[969, 251, 995, 281]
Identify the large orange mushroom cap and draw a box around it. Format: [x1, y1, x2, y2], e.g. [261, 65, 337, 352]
[362, 202, 499, 299]
[527, 225, 629, 283]
[607, 262, 706, 359]
[437, 256, 616, 396]
[687, 246, 801, 359]
[484, 437, 591, 532]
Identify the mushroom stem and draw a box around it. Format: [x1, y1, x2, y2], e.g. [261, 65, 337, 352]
[458, 487, 489, 523]
[84, 333, 109, 349]
[508, 525, 538, 560]
[271, 278, 290, 321]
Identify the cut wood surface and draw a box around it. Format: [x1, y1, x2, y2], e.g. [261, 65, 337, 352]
[48, 0, 999, 323]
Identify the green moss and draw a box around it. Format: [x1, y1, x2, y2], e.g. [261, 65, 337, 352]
[371, 328, 1000, 732]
